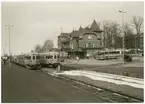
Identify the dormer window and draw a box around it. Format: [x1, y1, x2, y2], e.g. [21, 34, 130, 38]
[92, 44, 95, 47]
[85, 43, 88, 47]
[88, 35, 92, 39]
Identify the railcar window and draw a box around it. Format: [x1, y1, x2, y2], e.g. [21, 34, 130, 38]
[36, 56, 40, 59]
[25, 56, 31, 60]
[47, 55, 53, 59]
[54, 55, 57, 59]
[116, 51, 119, 54]
[33, 56, 35, 60]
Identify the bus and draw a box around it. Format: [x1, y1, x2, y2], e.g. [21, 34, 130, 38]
[96, 50, 129, 60]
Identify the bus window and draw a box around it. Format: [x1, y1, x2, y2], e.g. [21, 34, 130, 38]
[33, 56, 35, 60]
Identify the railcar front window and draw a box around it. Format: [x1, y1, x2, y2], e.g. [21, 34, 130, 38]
[48, 56, 53, 59]
[36, 56, 40, 59]
[54, 55, 57, 59]
[33, 56, 35, 60]
[25, 56, 31, 60]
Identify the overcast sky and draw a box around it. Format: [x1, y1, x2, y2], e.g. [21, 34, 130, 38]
[1, 1, 144, 55]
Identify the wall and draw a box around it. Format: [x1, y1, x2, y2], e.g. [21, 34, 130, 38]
[79, 33, 102, 48]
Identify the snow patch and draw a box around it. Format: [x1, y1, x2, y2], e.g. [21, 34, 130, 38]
[56, 70, 144, 89]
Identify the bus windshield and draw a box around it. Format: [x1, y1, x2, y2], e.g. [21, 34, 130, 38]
[98, 52, 105, 55]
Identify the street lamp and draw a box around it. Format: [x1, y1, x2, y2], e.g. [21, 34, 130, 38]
[5, 24, 13, 68]
[119, 10, 127, 66]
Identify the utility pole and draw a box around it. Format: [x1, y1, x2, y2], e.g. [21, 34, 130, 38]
[5, 24, 13, 68]
[119, 10, 127, 66]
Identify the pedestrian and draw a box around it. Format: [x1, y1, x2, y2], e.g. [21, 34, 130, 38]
[1, 57, 4, 65]
[86, 53, 90, 59]
[76, 56, 79, 61]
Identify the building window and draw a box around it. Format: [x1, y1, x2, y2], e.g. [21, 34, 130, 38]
[88, 35, 92, 39]
[85, 43, 88, 47]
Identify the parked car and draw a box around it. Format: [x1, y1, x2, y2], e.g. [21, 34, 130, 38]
[124, 54, 132, 62]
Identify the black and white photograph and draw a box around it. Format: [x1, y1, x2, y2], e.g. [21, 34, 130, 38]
[1, 1, 144, 103]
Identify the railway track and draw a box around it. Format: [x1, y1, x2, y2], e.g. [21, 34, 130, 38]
[40, 69, 142, 103]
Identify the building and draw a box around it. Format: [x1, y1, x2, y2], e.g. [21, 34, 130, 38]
[58, 20, 103, 58]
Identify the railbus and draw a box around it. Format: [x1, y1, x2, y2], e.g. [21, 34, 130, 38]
[13, 52, 41, 70]
[39, 51, 61, 70]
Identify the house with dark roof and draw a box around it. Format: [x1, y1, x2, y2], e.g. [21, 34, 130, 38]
[58, 20, 103, 58]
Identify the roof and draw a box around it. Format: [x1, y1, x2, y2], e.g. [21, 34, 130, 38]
[70, 30, 80, 38]
[68, 48, 83, 52]
[79, 26, 83, 30]
[90, 20, 102, 32]
[58, 32, 70, 42]
[22, 52, 39, 56]
[39, 52, 59, 55]
[58, 36, 70, 43]
[60, 33, 70, 37]
[70, 27, 93, 38]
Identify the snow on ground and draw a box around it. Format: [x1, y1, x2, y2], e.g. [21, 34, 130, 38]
[56, 70, 144, 89]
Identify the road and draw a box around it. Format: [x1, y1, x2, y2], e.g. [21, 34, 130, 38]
[2, 63, 109, 103]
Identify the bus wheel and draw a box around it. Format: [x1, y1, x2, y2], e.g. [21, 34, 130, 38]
[56, 64, 61, 72]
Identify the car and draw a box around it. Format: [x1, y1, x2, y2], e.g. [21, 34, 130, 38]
[124, 54, 132, 62]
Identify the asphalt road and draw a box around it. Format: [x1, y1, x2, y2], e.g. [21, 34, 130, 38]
[2, 63, 109, 103]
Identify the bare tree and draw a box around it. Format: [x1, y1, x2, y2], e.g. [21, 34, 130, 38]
[132, 16, 143, 35]
[110, 21, 121, 49]
[102, 20, 111, 49]
[34, 44, 42, 53]
[42, 39, 54, 52]
[102, 20, 121, 49]
[124, 23, 134, 49]
[132, 16, 144, 50]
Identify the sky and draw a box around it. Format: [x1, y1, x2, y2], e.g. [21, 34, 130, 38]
[1, 1, 144, 55]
